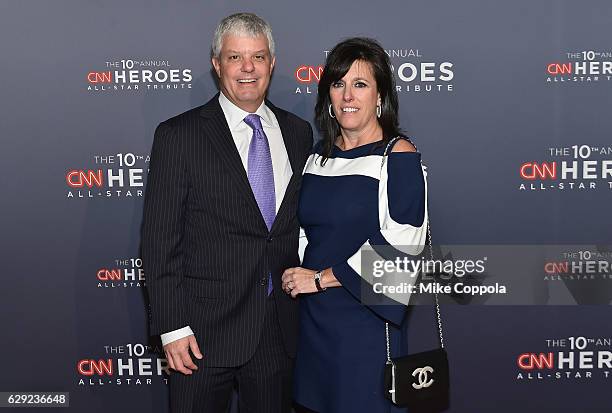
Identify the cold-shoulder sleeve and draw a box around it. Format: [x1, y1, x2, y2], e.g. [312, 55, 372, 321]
[373, 151, 427, 250]
[331, 152, 428, 325]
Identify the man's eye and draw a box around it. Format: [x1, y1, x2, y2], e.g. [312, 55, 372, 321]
[254, 55, 264, 60]
[229, 55, 239, 60]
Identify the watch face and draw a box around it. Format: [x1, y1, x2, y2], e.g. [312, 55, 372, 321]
[314, 272, 325, 291]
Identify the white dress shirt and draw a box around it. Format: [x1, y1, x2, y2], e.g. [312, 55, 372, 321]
[160, 92, 292, 346]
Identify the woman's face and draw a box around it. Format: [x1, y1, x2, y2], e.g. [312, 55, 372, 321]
[329, 59, 381, 136]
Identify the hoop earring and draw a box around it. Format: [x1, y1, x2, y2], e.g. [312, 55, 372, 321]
[328, 104, 335, 118]
[376, 104, 381, 118]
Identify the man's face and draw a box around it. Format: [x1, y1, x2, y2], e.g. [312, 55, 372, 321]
[212, 34, 275, 113]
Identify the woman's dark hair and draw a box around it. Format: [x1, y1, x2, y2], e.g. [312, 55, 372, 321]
[315, 37, 401, 161]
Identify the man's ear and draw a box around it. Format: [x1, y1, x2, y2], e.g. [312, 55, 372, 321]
[269, 56, 276, 74]
[211, 57, 221, 77]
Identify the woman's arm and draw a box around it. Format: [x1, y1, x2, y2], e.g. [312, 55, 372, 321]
[281, 266, 341, 298]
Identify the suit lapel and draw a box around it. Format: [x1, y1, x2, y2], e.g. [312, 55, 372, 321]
[268, 101, 301, 234]
[200, 96, 302, 234]
[199, 96, 264, 225]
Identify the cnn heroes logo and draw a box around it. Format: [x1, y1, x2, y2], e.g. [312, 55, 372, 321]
[546, 50, 612, 84]
[66, 152, 148, 199]
[87, 59, 193, 92]
[77, 343, 169, 386]
[519, 144, 612, 191]
[294, 48, 453, 94]
[97, 257, 145, 288]
[517, 336, 612, 381]
[544, 249, 612, 282]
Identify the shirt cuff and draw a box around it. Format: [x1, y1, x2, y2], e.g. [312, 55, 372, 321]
[160, 326, 194, 346]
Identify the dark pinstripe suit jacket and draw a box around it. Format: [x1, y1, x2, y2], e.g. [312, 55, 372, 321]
[141, 95, 313, 367]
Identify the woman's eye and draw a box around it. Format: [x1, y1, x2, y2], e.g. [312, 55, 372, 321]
[355, 81, 367, 88]
[331, 81, 343, 88]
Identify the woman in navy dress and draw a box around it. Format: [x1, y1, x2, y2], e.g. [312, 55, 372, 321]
[281, 38, 428, 413]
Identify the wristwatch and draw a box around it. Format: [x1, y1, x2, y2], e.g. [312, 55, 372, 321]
[314, 270, 326, 292]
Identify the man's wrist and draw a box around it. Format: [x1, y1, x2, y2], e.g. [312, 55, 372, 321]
[160, 326, 194, 346]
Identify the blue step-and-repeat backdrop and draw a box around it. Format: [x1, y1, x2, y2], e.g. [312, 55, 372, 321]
[1, 0, 611, 411]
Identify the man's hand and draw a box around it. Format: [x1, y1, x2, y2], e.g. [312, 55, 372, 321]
[163, 334, 203, 375]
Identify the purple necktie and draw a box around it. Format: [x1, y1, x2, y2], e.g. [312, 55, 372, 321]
[244, 114, 275, 295]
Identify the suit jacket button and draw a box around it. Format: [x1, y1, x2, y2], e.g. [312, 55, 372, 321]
[266, 236, 273, 242]
[260, 277, 267, 286]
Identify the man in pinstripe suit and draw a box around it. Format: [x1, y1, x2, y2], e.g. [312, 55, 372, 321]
[141, 13, 313, 413]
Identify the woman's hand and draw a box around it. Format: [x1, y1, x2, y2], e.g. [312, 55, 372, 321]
[281, 267, 317, 298]
[281, 267, 341, 298]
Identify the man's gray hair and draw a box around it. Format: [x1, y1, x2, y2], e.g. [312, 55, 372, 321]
[211, 13, 275, 59]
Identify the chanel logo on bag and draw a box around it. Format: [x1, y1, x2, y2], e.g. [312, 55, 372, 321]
[412, 366, 435, 389]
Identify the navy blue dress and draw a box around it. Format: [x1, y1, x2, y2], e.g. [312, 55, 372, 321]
[294, 140, 428, 413]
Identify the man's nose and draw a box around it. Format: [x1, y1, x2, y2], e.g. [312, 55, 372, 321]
[241, 58, 254, 72]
